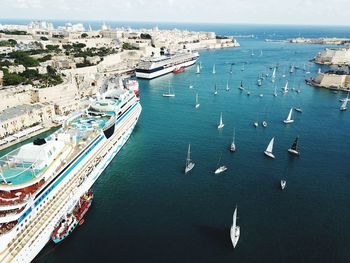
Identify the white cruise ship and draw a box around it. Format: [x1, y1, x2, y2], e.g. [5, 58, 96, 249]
[0, 82, 142, 262]
[135, 49, 199, 79]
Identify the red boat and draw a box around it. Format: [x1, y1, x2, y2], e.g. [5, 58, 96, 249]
[173, 67, 185, 73]
[51, 191, 93, 243]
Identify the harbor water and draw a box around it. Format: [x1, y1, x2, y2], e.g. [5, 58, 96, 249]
[3, 24, 349, 262]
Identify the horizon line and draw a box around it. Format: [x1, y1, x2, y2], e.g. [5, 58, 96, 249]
[0, 18, 350, 28]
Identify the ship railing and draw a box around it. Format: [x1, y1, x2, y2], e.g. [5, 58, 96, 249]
[0, 142, 54, 186]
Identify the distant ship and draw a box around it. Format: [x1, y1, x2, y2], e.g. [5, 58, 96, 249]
[136, 49, 199, 79]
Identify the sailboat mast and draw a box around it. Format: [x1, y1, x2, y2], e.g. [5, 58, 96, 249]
[186, 144, 191, 165]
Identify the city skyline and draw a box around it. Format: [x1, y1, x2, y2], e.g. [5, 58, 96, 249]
[1, 0, 350, 26]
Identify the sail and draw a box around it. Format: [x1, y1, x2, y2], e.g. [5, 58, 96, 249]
[220, 113, 223, 125]
[341, 99, 348, 110]
[186, 144, 191, 167]
[287, 108, 293, 121]
[232, 207, 237, 229]
[284, 81, 289, 91]
[240, 81, 243, 89]
[196, 93, 198, 104]
[196, 64, 200, 74]
[272, 68, 276, 81]
[266, 137, 274, 153]
[291, 137, 298, 150]
[213, 64, 216, 74]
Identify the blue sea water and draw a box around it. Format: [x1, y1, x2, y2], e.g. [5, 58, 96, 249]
[1, 22, 350, 262]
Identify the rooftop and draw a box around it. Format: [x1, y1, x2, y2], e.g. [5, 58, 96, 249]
[0, 103, 46, 122]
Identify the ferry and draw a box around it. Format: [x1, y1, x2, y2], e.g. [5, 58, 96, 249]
[135, 49, 199, 79]
[0, 81, 142, 262]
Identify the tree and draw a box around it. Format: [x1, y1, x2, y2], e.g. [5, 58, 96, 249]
[46, 45, 60, 52]
[3, 73, 26, 86]
[81, 33, 88, 38]
[40, 36, 49, 41]
[122, 43, 139, 50]
[140, 33, 152, 40]
[10, 51, 39, 67]
[20, 69, 40, 79]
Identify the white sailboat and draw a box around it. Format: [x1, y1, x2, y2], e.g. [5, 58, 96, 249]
[290, 64, 295, 73]
[226, 81, 230, 91]
[230, 206, 240, 248]
[339, 91, 349, 102]
[195, 93, 200, 108]
[271, 68, 276, 83]
[254, 113, 259, 127]
[218, 112, 224, 129]
[264, 137, 275, 158]
[251, 49, 255, 56]
[257, 78, 262, 86]
[230, 129, 236, 152]
[239, 81, 244, 91]
[214, 84, 218, 95]
[162, 81, 175, 97]
[214, 154, 227, 174]
[273, 84, 278, 97]
[288, 136, 300, 155]
[189, 80, 193, 89]
[280, 180, 287, 190]
[340, 100, 347, 111]
[294, 107, 302, 113]
[282, 81, 289, 93]
[212, 64, 216, 74]
[340, 93, 348, 111]
[185, 144, 195, 174]
[283, 108, 294, 124]
[196, 64, 200, 74]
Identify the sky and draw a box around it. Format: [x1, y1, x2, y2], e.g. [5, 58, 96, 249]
[1, 0, 350, 26]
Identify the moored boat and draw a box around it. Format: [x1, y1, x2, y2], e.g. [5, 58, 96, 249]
[173, 67, 185, 73]
[51, 191, 93, 243]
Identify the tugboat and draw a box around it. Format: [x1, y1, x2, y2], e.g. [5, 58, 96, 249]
[173, 67, 185, 73]
[51, 191, 93, 243]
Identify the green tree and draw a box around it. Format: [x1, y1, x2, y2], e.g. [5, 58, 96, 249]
[140, 33, 152, 40]
[3, 73, 26, 86]
[10, 51, 39, 67]
[81, 33, 88, 38]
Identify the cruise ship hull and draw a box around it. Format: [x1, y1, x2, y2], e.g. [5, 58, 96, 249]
[136, 58, 197, 79]
[0, 102, 142, 263]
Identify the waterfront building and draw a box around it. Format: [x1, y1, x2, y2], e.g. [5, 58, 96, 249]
[314, 46, 350, 65]
[0, 103, 55, 139]
[307, 72, 350, 90]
